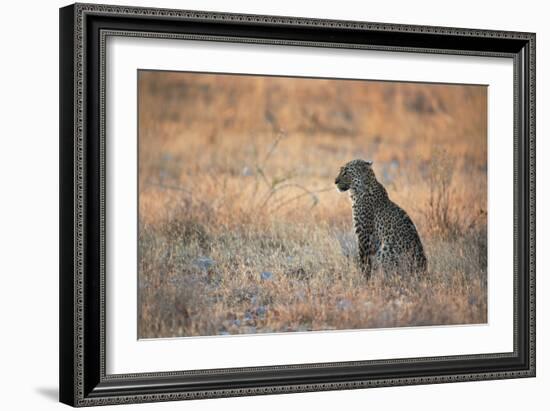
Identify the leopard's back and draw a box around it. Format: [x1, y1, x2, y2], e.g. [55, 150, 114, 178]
[372, 200, 427, 274]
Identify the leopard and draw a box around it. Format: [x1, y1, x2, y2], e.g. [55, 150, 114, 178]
[335, 159, 427, 280]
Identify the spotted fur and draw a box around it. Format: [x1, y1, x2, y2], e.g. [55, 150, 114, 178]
[335, 159, 427, 280]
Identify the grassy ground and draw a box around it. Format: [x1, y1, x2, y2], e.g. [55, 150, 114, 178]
[138, 71, 487, 338]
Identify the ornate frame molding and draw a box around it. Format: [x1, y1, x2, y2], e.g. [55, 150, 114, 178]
[60, 3, 535, 407]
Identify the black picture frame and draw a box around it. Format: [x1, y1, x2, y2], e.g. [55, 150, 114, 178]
[59, 3, 536, 407]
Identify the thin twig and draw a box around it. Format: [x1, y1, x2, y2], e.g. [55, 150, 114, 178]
[262, 130, 286, 164]
[261, 183, 331, 210]
[271, 186, 334, 212]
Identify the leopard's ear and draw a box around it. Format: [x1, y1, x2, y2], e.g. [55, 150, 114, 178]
[366, 160, 373, 166]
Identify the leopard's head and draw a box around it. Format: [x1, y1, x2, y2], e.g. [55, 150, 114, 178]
[335, 159, 375, 192]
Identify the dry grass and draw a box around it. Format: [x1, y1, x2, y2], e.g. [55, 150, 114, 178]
[138, 71, 487, 338]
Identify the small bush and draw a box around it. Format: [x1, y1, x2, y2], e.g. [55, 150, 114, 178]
[425, 147, 461, 239]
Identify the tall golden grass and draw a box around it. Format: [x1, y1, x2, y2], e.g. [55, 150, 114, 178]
[138, 70, 487, 338]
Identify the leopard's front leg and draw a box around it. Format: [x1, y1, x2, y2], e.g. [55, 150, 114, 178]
[358, 232, 377, 281]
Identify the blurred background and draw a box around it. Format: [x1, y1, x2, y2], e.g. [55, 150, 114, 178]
[138, 70, 487, 338]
